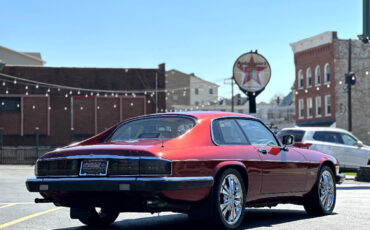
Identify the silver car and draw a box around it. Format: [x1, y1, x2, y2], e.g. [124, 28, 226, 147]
[277, 127, 370, 170]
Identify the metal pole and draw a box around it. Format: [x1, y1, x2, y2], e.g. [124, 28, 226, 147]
[248, 92, 257, 114]
[0, 128, 3, 164]
[231, 77, 234, 112]
[35, 127, 39, 158]
[348, 39, 352, 131]
[155, 72, 158, 113]
[70, 128, 75, 143]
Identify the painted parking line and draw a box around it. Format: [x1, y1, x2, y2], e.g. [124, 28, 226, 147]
[0, 202, 34, 205]
[0, 207, 64, 229]
[0, 204, 17, 209]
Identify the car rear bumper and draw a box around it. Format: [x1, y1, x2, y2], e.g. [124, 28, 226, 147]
[26, 176, 214, 192]
[336, 174, 345, 184]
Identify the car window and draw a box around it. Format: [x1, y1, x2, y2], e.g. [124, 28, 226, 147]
[277, 130, 305, 142]
[313, 131, 343, 144]
[212, 119, 248, 145]
[107, 116, 195, 142]
[341, 134, 357, 146]
[236, 119, 278, 146]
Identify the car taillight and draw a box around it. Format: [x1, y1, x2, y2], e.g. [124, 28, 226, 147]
[109, 158, 171, 176]
[294, 142, 312, 149]
[109, 159, 140, 175]
[139, 158, 172, 175]
[36, 159, 79, 177]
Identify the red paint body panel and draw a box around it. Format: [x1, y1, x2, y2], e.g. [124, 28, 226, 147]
[39, 112, 339, 203]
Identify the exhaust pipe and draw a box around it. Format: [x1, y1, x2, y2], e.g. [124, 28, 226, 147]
[35, 198, 52, 203]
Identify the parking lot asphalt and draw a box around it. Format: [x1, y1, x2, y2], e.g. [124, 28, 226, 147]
[1, 165, 370, 230]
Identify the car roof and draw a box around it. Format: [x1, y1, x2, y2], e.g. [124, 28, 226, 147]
[133, 111, 254, 120]
[281, 126, 353, 135]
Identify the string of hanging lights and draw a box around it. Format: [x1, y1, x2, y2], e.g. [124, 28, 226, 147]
[0, 72, 225, 110]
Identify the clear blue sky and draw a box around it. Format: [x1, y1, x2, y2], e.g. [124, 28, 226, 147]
[1, 0, 363, 103]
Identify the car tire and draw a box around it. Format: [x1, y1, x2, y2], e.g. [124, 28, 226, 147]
[212, 168, 246, 229]
[304, 165, 336, 216]
[76, 207, 119, 227]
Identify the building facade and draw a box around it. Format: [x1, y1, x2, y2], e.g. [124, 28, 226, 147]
[291, 31, 370, 144]
[165, 69, 219, 110]
[0, 64, 166, 146]
[0, 46, 45, 66]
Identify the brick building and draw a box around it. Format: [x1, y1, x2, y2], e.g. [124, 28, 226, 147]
[165, 69, 219, 111]
[291, 31, 370, 144]
[0, 64, 166, 146]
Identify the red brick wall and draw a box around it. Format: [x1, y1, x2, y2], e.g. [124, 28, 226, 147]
[0, 65, 165, 146]
[294, 43, 336, 125]
[96, 97, 121, 132]
[23, 96, 48, 135]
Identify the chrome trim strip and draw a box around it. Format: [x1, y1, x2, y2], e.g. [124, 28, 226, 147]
[27, 176, 213, 183]
[38, 155, 171, 162]
[136, 176, 213, 182]
[171, 159, 320, 164]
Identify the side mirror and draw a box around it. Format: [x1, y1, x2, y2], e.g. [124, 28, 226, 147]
[357, 141, 364, 148]
[282, 135, 294, 146]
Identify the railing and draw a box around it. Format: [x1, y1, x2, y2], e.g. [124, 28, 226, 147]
[0, 146, 56, 164]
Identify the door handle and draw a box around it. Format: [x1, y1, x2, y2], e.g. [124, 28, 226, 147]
[258, 148, 267, 154]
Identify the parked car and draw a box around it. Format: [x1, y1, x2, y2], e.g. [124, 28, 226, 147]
[26, 112, 344, 229]
[277, 127, 370, 170]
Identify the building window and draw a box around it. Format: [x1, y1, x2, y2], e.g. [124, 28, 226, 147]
[298, 70, 303, 89]
[298, 99, 304, 119]
[209, 88, 213, 94]
[324, 63, 330, 83]
[325, 95, 331, 116]
[195, 101, 199, 106]
[315, 65, 321, 85]
[307, 98, 313, 118]
[306, 68, 312, 88]
[315, 96, 322, 117]
[238, 109, 243, 113]
[173, 95, 178, 101]
[195, 88, 199, 95]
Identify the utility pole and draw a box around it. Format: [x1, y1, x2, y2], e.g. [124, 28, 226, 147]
[345, 39, 357, 132]
[155, 72, 158, 113]
[348, 39, 352, 131]
[231, 78, 234, 112]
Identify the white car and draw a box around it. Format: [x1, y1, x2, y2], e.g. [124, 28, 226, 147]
[277, 127, 370, 170]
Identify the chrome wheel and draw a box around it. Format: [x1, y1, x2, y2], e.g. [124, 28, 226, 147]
[219, 174, 243, 225]
[319, 170, 335, 211]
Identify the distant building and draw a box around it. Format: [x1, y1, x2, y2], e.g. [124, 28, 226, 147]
[0, 64, 166, 146]
[256, 92, 295, 132]
[0, 46, 45, 66]
[165, 69, 219, 110]
[291, 31, 370, 144]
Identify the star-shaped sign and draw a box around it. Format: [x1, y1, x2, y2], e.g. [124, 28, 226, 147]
[237, 56, 266, 85]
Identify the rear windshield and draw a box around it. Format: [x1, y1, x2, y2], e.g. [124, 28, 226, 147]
[277, 130, 305, 142]
[107, 116, 195, 142]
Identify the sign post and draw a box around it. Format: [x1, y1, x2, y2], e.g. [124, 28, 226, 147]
[232, 51, 271, 114]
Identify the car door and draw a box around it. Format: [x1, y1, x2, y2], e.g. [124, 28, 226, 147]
[235, 119, 306, 194]
[340, 133, 368, 169]
[211, 118, 262, 201]
[311, 131, 347, 168]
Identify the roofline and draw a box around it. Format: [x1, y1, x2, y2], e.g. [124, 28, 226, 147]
[0, 46, 46, 64]
[167, 69, 219, 87]
[3, 65, 161, 70]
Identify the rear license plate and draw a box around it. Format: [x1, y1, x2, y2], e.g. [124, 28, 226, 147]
[80, 160, 108, 176]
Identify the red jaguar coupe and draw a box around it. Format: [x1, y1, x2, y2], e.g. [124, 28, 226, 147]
[26, 112, 344, 229]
